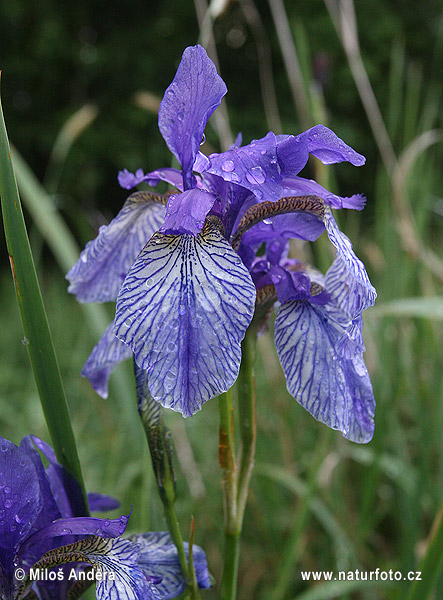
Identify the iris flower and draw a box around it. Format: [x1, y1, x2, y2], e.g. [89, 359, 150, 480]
[0, 436, 209, 600]
[67, 44, 376, 440]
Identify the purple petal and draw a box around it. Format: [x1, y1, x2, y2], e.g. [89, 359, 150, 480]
[202, 173, 254, 238]
[81, 323, 133, 399]
[19, 437, 61, 532]
[269, 266, 312, 304]
[158, 45, 227, 189]
[276, 133, 309, 177]
[114, 225, 256, 416]
[207, 132, 282, 201]
[238, 211, 325, 262]
[274, 301, 374, 442]
[133, 532, 211, 599]
[18, 514, 130, 560]
[282, 176, 366, 210]
[304, 124, 365, 166]
[324, 208, 376, 315]
[118, 168, 184, 192]
[88, 493, 121, 513]
[159, 189, 216, 236]
[193, 151, 211, 173]
[0, 438, 40, 567]
[67, 196, 166, 303]
[30, 436, 86, 518]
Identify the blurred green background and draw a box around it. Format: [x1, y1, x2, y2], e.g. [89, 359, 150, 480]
[1, 1, 442, 599]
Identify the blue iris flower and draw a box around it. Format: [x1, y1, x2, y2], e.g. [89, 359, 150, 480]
[0, 436, 210, 600]
[67, 44, 376, 441]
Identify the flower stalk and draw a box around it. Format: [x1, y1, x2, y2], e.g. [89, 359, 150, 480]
[135, 363, 200, 600]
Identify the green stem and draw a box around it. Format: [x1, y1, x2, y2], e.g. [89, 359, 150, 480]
[219, 388, 237, 529]
[220, 532, 241, 600]
[136, 364, 195, 596]
[236, 329, 257, 527]
[0, 76, 88, 512]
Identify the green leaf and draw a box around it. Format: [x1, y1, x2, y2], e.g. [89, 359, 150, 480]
[0, 75, 88, 512]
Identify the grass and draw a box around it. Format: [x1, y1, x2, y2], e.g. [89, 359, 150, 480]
[1, 2, 442, 599]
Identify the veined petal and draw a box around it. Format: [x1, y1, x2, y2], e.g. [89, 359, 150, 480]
[159, 189, 215, 235]
[207, 132, 281, 201]
[282, 176, 366, 210]
[82, 323, 133, 399]
[83, 537, 160, 600]
[158, 45, 227, 190]
[324, 208, 376, 315]
[0, 438, 40, 568]
[67, 196, 166, 303]
[114, 223, 256, 416]
[118, 168, 184, 192]
[132, 532, 211, 599]
[274, 301, 375, 442]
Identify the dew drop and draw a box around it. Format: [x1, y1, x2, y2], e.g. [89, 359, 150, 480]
[21, 337, 29, 346]
[167, 342, 176, 352]
[200, 133, 206, 145]
[124, 318, 132, 328]
[221, 159, 235, 172]
[177, 111, 184, 122]
[4, 499, 13, 508]
[4, 487, 11, 494]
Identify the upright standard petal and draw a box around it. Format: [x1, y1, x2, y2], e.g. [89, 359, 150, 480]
[67, 196, 166, 303]
[158, 45, 227, 190]
[274, 301, 375, 442]
[132, 532, 211, 599]
[29, 436, 87, 518]
[114, 222, 256, 416]
[82, 323, 133, 399]
[159, 189, 215, 236]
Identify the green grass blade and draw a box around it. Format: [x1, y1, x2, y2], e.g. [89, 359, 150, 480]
[406, 498, 443, 600]
[368, 297, 443, 320]
[0, 78, 88, 510]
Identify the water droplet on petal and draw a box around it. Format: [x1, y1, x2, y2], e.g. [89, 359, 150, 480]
[200, 133, 206, 145]
[221, 159, 235, 172]
[177, 111, 184, 122]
